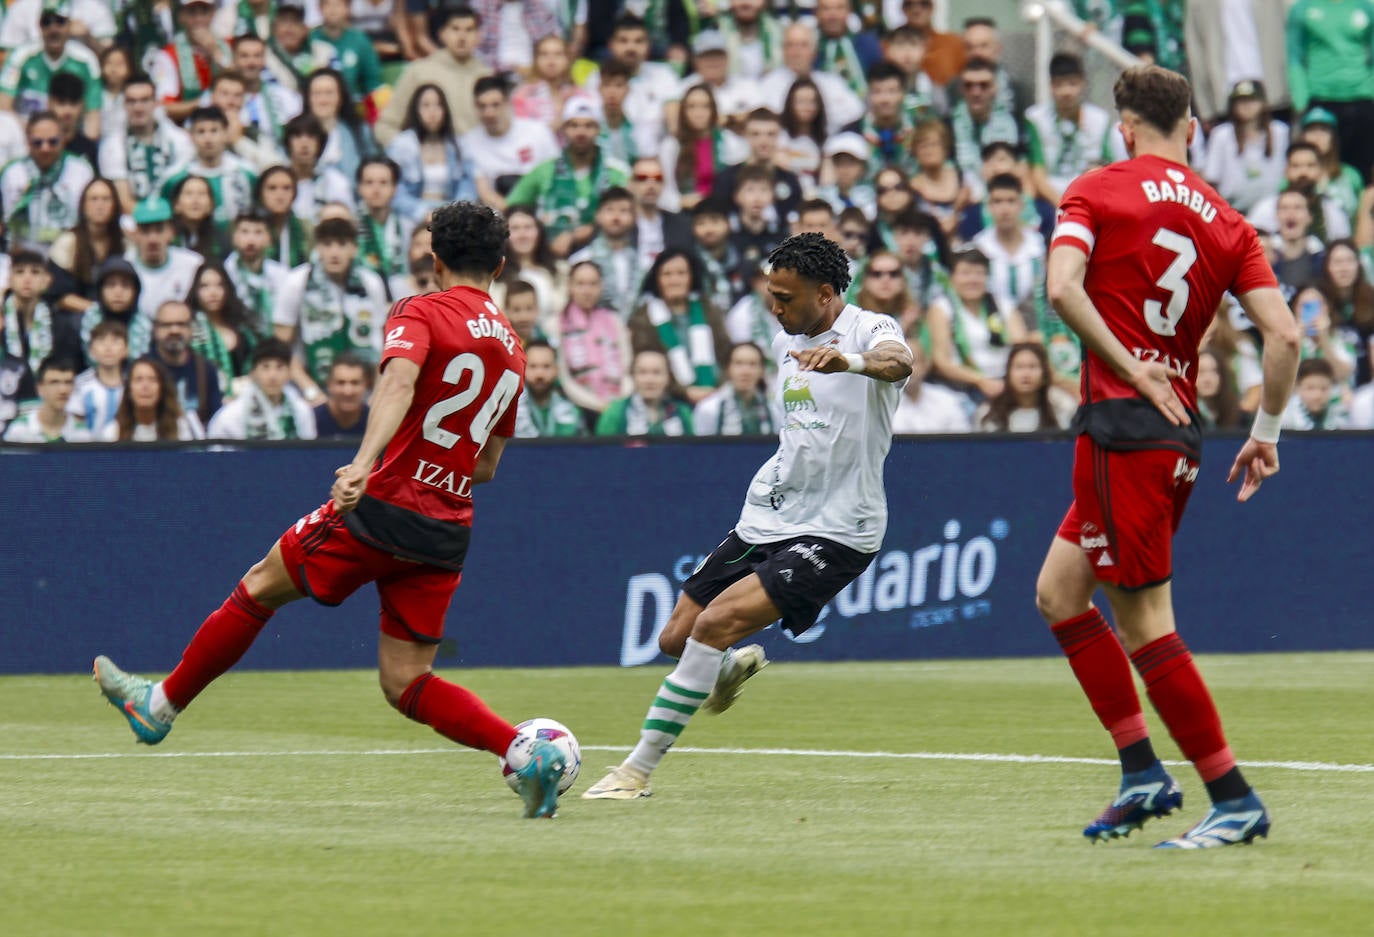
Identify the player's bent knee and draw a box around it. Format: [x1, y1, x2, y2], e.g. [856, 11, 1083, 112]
[378, 666, 426, 709]
[1034, 579, 1086, 626]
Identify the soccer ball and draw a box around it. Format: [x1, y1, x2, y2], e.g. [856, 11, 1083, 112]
[499, 718, 582, 794]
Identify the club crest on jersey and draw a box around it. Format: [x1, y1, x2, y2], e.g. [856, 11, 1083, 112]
[1140, 177, 1217, 223]
[782, 374, 818, 414]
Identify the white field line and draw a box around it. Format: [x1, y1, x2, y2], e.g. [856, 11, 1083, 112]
[1, 745, 1370, 774]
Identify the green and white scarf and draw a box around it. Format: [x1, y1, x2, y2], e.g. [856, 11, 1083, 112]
[586, 236, 644, 321]
[821, 36, 866, 98]
[518, 388, 584, 437]
[228, 253, 273, 337]
[233, 0, 275, 40]
[597, 120, 638, 167]
[3, 295, 51, 372]
[7, 154, 78, 247]
[190, 310, 248, 390]
[173, 33, 230, 101]
[541, 149, 616, 237]
[647, 294, 717, 388]
[269, 216, 309, 268]
[126, 124, 179, 201]
[357, 212, 405, 290]
[856, 113, 917, 179]
[622, 393, 689, 436]
[951, 101, 1022, 178]
[240, 379, 301, 440]
[697, 241, 740, 315]
[298, 261, 378, 383]
[720, 13, 782, 75]
[716, 389, 772, 436]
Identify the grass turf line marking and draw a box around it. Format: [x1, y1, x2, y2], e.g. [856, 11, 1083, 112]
[3, 746, 1371, 774]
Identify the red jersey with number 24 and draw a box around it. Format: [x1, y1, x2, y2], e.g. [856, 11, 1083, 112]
[1050, 154, 1277, 413]
[366, 286, 526, 527]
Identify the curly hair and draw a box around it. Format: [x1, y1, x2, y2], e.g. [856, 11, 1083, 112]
[768, 232, 852, 294]
[430, 201, 509, 277]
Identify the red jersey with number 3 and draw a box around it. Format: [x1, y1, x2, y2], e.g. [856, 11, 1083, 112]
[1051, 154, 1277, 413]
[341, 286, 525, 569]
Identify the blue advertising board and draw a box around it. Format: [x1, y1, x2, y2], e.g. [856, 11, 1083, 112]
[2, 434, 1370, 675]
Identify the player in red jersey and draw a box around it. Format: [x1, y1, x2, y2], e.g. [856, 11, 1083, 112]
[1036, 67, 1300, 849]
[94, 202, 570, 819]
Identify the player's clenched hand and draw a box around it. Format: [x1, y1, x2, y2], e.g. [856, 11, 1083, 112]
[789, 347, 851, 373]
[1227, 438, 1279, 503]
[331, 464, 369, 514]
[1126, 361, 1190, 427]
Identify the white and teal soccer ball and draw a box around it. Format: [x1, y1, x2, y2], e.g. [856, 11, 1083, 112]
[499, 718, 582, 794]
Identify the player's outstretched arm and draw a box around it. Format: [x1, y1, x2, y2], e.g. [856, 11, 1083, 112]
[787, 341, 913, 382]
[331, 358, 420, 514]
[1046, 244, 1190, 426]
[1228, 287, 1301, 503]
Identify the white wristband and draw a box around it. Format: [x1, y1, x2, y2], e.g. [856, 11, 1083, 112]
[1250, 409, 1282, 444]
[844, 353, 866, 374]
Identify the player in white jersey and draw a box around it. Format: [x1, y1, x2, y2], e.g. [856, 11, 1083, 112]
[583, 232, 913, 801]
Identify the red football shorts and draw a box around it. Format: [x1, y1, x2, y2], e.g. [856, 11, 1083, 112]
[277, 501, 463, 643]
[1056, 435, 1198, 591]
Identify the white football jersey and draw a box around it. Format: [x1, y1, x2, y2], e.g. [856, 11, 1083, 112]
[735, 304, 907, 553]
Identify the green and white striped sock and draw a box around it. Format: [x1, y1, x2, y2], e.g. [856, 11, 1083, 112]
[624, 637, 724, 776]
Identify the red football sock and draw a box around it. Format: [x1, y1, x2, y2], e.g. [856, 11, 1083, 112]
[398, 673, 518, 756]
[1131, 633, 1235, 782]
[161, 582, 274, 710]
[1051, 608, 1149, 749]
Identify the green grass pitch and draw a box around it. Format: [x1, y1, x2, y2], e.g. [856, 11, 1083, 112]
[2, 653, 1371, 936]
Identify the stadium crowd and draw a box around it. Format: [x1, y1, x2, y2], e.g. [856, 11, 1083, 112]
[0, 0, 1372, 443]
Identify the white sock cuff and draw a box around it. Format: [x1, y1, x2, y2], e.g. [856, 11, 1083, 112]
[676, 637, 726, 691]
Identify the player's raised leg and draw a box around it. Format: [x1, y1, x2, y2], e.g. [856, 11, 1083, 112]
[657, 588, 770, 718]
[1104, 583, 1270, 849]
[583, 575, 780, 800]
[1036, 532, 1180, 841]
[94, 542, 304, 744]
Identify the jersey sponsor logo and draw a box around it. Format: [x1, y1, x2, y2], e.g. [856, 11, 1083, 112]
[1130, 347, 1191, 379]
[412, 457, 474, 498]
[781, 373, 817, 414]
[384, 325, 414, 351]
[786, 541, 829, 571]
[1140, 178, 1218, 224]
[1173, 456, 1199, 485]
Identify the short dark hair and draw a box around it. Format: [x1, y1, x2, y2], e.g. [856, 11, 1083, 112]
[866, 61, 906, 87]
[1114, 65, 1192, 136]
[891, 208, 940, 238]
[797, 199, 836, 220]
[610, 12, 648, 36]
[1287, 141, 1321, 161]
[432, 3, 479, 35]
[599, 58, 634, 83]
[89, 318, 129, 343]
[986, 172, 1023, 194]
[429, 201, 508, 277]
[10, 249, 45, 270]
[233, 208, 273, 230]
[1049, 52, 1085, 79]
[525, 337, 556, 358]
[314, 217, 358, 244]
[48, 71, 85, 104]
[597, 185, 634, 208]
[188, 105, 229, 127]
[250, 338, 293, 368]
[963, 15, 997, 30]
[283, 112, 327, 150]
[951, 248, 990, 270]
[962, 56, 998, 76]
[734, 164, 775, 195]
[26, 110, 60, 132]
[691, 196, 733, 221]
[36, 355, 78, 382]
[744, 107, 781, 126]
[233, 32, 266, 48]
[505, 279, 537, 300]
[1296, 356, 1335, 382]
[357, 156, 400, 185]
[326, 352, 373, 384]
[981, 140, 1020, 162]
[888, 25, 924, 45]
[768, 232, 852, 294]
[211, 70, 247, 92]
[473, 74, 510, 99]
[124, 72, 155, 94]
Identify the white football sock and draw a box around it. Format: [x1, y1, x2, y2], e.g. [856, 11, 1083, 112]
[148, 683, 180, 724]
[624, 638, 724, 777]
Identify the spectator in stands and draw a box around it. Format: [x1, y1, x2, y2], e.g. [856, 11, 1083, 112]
[717, 0, 784, 81]
[467, 0, 558, 71]
[791, 199, 841, 243]
[100, 73, 192, 212]
[629, 248, 732, 404]
[583, 61, 636, 168]
[2, 354, 88, 442]
[1202, 80, 1289, 215]
[1319, 239, 1374, 387]
[377, 5, 491, 145]
[952, 18, 1027, 118]
[145, 296, 223, 427]
[1, 0, 115, 51]
[776, 78, 827, 189]
[513, 338, 585, 437]
[814, 133, 876, 222]
[846, 62, 917, 179]
[891, 334, 971, 434]
[1186, 0, 1291, 124]
[86, 257, 142, 351]
[506, 96, 630, 258]
[274, 217, 388, 402]
[815, 0, 880, 100]
[595, 347, 694, 436]
[311, 0, 386, 113]
[149, 0, 231, 123]
[284, 114, 356, 227]
[1025, 53, 1115, 206]
[567, 187, 645, 321]
[209, 71, 276, 173]
[0, 0, 101, 134]
[1248, 142, 1352, 242]
[1269, 189, 1326, 300]
[67, 317, 126, 435]
[1, 111, 94, 249]
[1287, 0, 1374, 186]
[502, 280, 544, 346]
[461, 73, 561, 211]
[551, 260, 630, 418]
[974, 342, 1071, 432]
[883, 25, 946, 117]
[48, 72, 97, 166]
[214, 0, 274, 43]
[3, 249, 80, 374]
[760, 23, 863, 135]
[160, 107, 257, 244]
[384, 83, 477, 224]
[660, 84, 746, 213]
[837, 207, 872, 265]
[206, 338, 317, 440]
[502, 204, 568, 320]
[0, 344, 31, 433]
[692, 340, 776, 436]
[727, 165, 787, 271]
[689, 197, 745, 316]
[1299, 108, 1364, 226]
[187, 261, 256, 391]
[869, 165, 915, 251]
[853, 249, 922, 337]
[585, 14, 681, 152]
[95, 44, 131, 140]
[231, 36, 300, 165]
[910, 118, 971, 239]
[971, 173, 1045, 320]
[628, 155, 692, 265]
[678, 29, 755, 133]
[223, 210, 289, 338]
[168, 174, 224, 262]
[127, 197, 203, 354]
[711, 108, 802, 225]
[1291, 284, 1355, 386]
[103, 355, 205, 441]
[949, 57, 1022, 183]
[354, 157, 411, 302]
[47, 178, 124, 318]
[1283, 356, 1348, 430]
[1195, 346, 1243, 431]
[254, 166, 309, 269]
[265, 3, 332, 94]
[888, 207, 949, 307]
[312, 353, 372, 438]
[512, 35, 578, 131]
[928, 248, 1026, 399]
[305, 69, 378, 185]
[890, 0, 964, 87]
[957, 141, 1057, 244]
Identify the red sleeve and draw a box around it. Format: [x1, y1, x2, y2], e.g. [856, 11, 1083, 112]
[380, 297, 431, 370]
[1230, 226, 1280, 295]
[1050, 175, 1099, 257]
